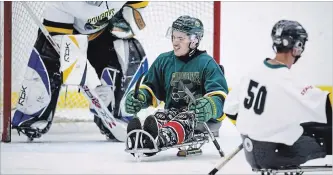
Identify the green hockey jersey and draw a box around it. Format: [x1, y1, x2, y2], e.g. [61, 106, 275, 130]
[140, 50, 228, 121]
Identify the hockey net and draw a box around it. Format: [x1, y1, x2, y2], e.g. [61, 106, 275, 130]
[0, 1, 221, 142]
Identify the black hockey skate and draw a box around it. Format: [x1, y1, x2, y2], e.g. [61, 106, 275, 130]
[125, 116, 161, 158]
[126, 117, 143, 155]
[125, 112, 225, 160]
[12, 120, 52, 142]
[142, 115, 161, 156]
[14, 127, 42, 142]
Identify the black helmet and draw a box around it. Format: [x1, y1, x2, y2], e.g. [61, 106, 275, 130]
[172, 15, 204, 42]
[271, 20, 308, 62]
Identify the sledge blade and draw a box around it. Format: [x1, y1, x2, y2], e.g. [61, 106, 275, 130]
[177, 148, 202, 157]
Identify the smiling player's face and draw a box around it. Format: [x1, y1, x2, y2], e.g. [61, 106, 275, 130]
[172, 30, 190, 57]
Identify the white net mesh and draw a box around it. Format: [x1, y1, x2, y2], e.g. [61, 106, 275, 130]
[136, 2, 215, 62]
[1, 2, 216, 130]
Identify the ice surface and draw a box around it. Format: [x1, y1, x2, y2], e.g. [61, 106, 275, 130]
[1, 120, 331, 174]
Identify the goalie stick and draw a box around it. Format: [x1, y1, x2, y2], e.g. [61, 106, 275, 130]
[133, 70, 146, 120]
[178, 81, 225, 157]
[21, 2, 127, 142]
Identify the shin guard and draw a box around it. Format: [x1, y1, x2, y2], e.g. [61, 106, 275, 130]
[12, 48, 61, 137]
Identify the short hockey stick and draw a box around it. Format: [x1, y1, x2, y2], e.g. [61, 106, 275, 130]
[21, 2, 127, 141]
[179, 81, 225, 157]
[208, 143, 243, 175]
[134, 71, 146, 99]
[133, 72, 146, 119]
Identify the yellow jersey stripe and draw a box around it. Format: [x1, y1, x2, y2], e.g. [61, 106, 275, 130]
[127, 1, 149, 9]
[204, 90, 227, 99]
[205, 90, 228, 120]
[88, 29, 105, 41]
[45, 26, 73, 34]
[140, 84, 158, 107]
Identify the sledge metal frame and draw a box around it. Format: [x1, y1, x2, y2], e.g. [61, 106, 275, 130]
[125, 121, 218, 160]
[253, 165, 332, 175]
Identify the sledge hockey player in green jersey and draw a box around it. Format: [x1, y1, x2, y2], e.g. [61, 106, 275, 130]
[124, 15, 229, 156]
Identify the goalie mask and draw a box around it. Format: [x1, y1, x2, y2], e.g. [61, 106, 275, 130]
[166, 16, 204, 56]
[271, 20, 308, 64]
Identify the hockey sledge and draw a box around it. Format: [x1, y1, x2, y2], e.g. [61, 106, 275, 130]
[244, 124, 333, 175]
[125, 121, 224, 160]
[253, 165, 332, 175]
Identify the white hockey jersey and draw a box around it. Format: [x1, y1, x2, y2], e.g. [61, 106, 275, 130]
[43, 1, 147, 35]
[224, 58, 329, 145]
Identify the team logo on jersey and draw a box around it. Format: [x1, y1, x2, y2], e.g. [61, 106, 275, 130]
[84, 8, 115, 30]
[170, 72, 200, 105]
[301, 85, 313, 95]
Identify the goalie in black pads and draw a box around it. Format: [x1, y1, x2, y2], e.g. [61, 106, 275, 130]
[223, 20, 332, 171]
[11, 1, 149, 141]
[124, 15, 229, 157]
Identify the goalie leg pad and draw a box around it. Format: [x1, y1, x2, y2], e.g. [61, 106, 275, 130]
[91, 66, 121, 117]
[93, 67, 120, 139]
[59, 35, 101, 89]
[86, 34, 148, 122]
[12, 47, 61, 136]
[98, 67, 120, 112]
[113, 38, 148, 121]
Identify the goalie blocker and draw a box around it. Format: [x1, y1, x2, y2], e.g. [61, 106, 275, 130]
[12, 31, 147, 141]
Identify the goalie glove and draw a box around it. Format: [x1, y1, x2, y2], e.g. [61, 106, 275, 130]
[109, 6, 146, 39]
[125, 89, 149, 114]
[188, 96, 218, 122]
[109, 15, 134, 39]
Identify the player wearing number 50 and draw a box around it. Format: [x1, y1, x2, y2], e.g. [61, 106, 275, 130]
[223, 20, 332, 169]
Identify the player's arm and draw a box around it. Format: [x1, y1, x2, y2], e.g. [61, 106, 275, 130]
[203, 60, 229, 121]
[42, 2, 75, 36]
[325, 93, 332, 125]
[286, 77, 331, 124]
[301, 86, 331, 123]
[188, 59, 229, 122]
[140, 55, 165, 108]
[124, 54, 165, 114]
[220, 73, 246, 125]
[222, 84, 240, 125]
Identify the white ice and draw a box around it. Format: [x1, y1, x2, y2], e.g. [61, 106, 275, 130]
[1, 120, 331, 174]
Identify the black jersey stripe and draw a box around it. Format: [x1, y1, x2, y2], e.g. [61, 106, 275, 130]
[43, 19, 73, 29]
